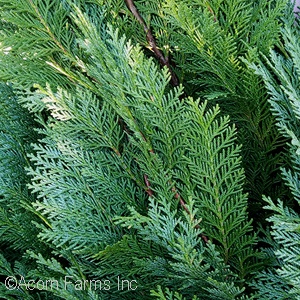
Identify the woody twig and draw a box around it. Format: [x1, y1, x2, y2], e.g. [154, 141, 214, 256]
[172, 187, 209, 243]
[124, 0, 179, 87]
[125, 0, 207, 243]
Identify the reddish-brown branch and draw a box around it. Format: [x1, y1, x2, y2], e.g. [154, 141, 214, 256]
[172, 187, 208, 243]
[124, 0, 179, 87]
[124, 0, 207, 243]
[144, 174, 154, 197]
[207, 5, 217, 22]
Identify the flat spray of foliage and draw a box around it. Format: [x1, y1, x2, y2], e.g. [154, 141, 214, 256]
[0, 0, 299, 299]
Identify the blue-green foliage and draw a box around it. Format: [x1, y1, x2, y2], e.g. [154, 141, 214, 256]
[125, 0, 291, 219]
[250, 12, 300, 300]
[0, 84, 39, 251]
[0, 0, 298, 299]
[23, 20, 255, 297]
[0, 84, 46, 299]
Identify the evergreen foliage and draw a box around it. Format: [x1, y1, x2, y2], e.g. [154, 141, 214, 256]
[249, 11, 300, 300]
[0, 0, 298, 299]
[120, 0, 291, 214]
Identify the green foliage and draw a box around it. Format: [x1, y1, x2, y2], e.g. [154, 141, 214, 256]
[151, 286, 199, 300]
[0, 83, 40, 253]
[122, 0, 292, 218]
[161, 0, 291, 213]
[249, 11, 300, 300]
[0, 0, 299, 299]
[0, 83, 54, 299]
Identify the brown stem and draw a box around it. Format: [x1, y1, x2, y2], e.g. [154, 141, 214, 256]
[124, 0, 207, 243]
[139, 124, 208, 243]
[207, 5, 217, 22]
[124, 0, 179, 87]
[172, 187, 208, 243]
[144, 174, 154, 197]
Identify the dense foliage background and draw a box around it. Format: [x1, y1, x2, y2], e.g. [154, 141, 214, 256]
[0, 0, 299, 299]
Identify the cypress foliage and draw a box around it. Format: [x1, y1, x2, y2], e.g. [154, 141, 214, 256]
[0, 0, 298, 299]
[116, 0, 291, 214]
[249, 11, 300, 300]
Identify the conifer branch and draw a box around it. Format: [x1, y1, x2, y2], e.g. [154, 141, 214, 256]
[0, 1, 290, 297]
[27, 1, 102, 92]
[139, 120, 208, 242]
[28, 0, 69, 57]
[144, 174, 153, 197]
[124, 0, 179, 87]
[123, 2, 204, 235]
[172, 186, 209, 243]
[206, 1, 217, 22]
